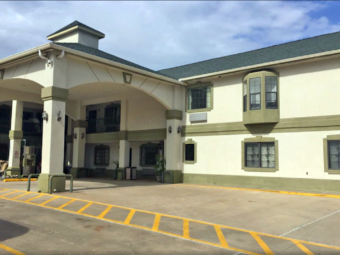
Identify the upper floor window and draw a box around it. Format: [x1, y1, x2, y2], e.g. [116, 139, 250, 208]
[243, 81, 247, 112]
[249, 78, 261, 110]
[187, 83, 213, 112]
[265, 76, 278, 109]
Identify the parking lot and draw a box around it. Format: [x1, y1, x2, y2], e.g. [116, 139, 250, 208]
[1, 179, 340, 254]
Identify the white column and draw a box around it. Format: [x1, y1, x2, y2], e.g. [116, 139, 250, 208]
[38, 86, 68, 193]
[119, 140, 130, 168]
[7, 100, 23, 175]
[72, 121, 86, 168]
[164, 110, 183, 183]
[41, 99, 66, 174]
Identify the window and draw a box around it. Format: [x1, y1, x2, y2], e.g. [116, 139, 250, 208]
[94, 145, 110, 166]
[183, 139, 197, 164]
[242, 136, 278, 172]
[328, 141, 340, 169]
[265, 76, 278, 109]
[23, 112, 33, 121]
[249, 77, 261, 110]
[245, 142, 275, 168]
[140, 143, 159, 166]
[243, 80, 247, 112]
[187, 83, 213, 112]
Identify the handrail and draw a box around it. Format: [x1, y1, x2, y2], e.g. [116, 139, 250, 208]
[162, 171, 173, 184]
[3, 169, 21, 179]
[49, 174, 73, 194]
[27, 174, 40, 191]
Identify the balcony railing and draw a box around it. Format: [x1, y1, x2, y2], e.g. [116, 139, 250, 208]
[0, 121, 42, 136]
[87, 118, 120, 134]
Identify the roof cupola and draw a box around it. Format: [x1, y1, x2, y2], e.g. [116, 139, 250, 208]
[47, 20, 105, 49]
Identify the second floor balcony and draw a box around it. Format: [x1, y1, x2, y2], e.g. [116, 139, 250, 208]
[87, 118, 120, 134]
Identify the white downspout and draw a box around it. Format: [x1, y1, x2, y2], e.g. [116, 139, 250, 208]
[57, 50, 65, 59]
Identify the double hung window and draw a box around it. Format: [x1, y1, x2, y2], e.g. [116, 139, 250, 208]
[265, 76, 278, 109]
[245, 142, 275, 168]
[187, 84, 212, 111]
[249, 78, 261, 110]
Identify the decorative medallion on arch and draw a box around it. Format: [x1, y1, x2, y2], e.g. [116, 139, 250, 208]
[123, 72, 132, 84]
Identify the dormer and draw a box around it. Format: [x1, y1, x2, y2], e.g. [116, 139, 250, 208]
[47, 20, 105, 49]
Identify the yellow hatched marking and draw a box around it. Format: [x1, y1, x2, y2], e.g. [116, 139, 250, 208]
[251, 233, 274, 255]
[183, 219, 190, 238]
[11, 192, 28, 200]
[293, 240, 315, 255]
[40, 196, 59, 206]
[214, 225, 229, 248]
[0, 191, 20, 197]
[77, 202, 93, 213]
[58, 199, 76, 209]
[124, 209, 136, 224]
[25, 194, 44, 202]
[0, 243, 27, 255]
[0, 189, 9, 193]
[152, 214, 161, 231]
[2, 189, 340, 255]
[98, 205, 112, 219]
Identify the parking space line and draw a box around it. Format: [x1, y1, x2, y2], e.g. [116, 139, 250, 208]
[25, 194, 44, 202]
[40, 196, 59, 205]
[251, 233, 274, 255]
[2, 189, 340, 255]
[214, 225, 229, 248]
[98, 205, 112, 219]
[177, 184, 340, 199]
[12, 192, 30, 200]
[183, 219, 190, 238]
[0, 191, 20, 197]
[292, 240, 314, 255]
[0, 243, 27, 255]
[124, 209, 136, 224]
[77, 202, 92, 213]
[152, 214, 161, 231]
[58, 199, 76, 209]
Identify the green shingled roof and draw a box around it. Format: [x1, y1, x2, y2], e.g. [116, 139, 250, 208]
[157, 31, 340, 79]
[55, 43, 177, 80]
[48, 21, 104, 38]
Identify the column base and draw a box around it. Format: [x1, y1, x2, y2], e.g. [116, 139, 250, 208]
[163, 170, 183, 184]
[6, 167, 21, 177]
[37, 173, 66, 193]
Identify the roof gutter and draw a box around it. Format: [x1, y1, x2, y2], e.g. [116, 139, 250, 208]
[50, 43, 186, 86]
[178, 49, 340, 82]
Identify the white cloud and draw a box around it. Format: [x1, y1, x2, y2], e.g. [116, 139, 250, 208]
[0, 1, 339, 70]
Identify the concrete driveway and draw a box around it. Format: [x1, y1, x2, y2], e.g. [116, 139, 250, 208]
[1, 179, 340, 254]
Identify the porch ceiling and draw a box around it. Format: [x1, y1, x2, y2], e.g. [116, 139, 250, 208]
[68, 82, 147, 101]
[0, 79, 42, 95]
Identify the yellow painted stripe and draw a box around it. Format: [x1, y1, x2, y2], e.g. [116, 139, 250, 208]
[293, 241, 315, 255]
[0, 243, 27, 255]
[214, 225, 229, 248]
[40, 196, 59, 206]
[2, 188, 340, 254]
[251, 233, 274, 255]
[25, 194, 44, 202]
[58, 199, 76, 209]
[178, 183, 340, 199]
[77, 202, 93, 213]
[3, 178, 37, 182]
[124, 210, 136, 224]
[11, 192, 27, 200]
[98, 205, 112, 219]
[0, 191, 20, 197]
[183, 219, 190, 238]
[152, 214, 161, 231]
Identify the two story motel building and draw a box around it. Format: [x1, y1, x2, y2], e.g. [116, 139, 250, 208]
[1, 21, 340, 193]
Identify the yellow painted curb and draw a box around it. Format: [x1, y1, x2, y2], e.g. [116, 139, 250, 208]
[3, 178, 37, 182]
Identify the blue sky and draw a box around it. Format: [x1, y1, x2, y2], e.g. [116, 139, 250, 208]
[0, 1, 340, 70]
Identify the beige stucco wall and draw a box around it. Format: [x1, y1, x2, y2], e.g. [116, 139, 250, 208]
[182, 130, 340, 180]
